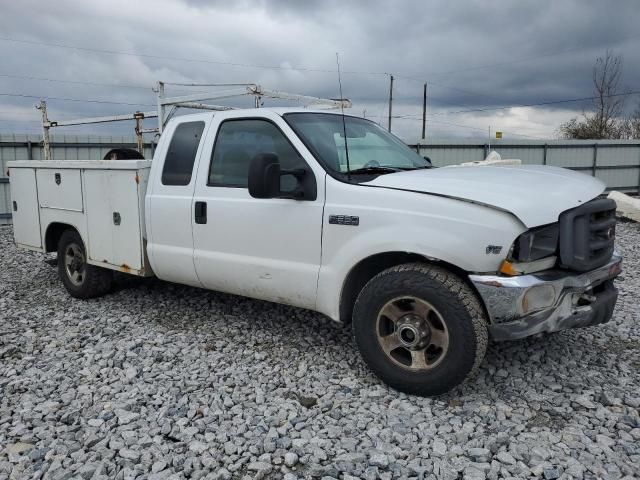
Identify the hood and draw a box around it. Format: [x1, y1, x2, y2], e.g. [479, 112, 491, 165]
[364, 164, 605, 228]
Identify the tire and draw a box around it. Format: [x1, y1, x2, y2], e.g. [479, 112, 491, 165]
[57, 229, 112, 299]
[352, 263, 488, 396]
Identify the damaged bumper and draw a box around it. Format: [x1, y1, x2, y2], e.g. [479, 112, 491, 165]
[469, 254, 622, 341]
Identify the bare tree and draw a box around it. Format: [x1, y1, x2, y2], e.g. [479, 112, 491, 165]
[620, 103, 640, 139]
[559, 50, 627, 139]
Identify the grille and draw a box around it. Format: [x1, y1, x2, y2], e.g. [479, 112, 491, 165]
[558, 198, 616, 272]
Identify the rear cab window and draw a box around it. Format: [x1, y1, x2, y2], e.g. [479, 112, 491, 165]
[161, 121, 206, 186]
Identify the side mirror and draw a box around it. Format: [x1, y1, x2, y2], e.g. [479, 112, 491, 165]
[423, 156, 433, 168]
[248, 153, 314, 200]
[248, 153, 281, 198]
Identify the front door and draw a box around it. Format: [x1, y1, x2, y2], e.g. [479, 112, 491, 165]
[192, 113, 324, 309]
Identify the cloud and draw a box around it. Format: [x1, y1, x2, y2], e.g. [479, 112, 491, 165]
[0, 0, 638, 139]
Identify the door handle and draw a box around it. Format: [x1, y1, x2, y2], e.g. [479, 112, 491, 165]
[194, 201, 207, 224]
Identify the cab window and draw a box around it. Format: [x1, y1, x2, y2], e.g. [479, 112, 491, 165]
[208, 119, 306, 189]
[161, 121, 205, 186]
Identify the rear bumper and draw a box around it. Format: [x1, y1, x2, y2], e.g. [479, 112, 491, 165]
[469, 254, 622, 341]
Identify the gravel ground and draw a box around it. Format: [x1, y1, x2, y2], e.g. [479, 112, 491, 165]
[1, 223, 639, 480]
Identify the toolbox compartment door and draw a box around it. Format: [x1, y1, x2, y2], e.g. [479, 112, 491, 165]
[9, 168, 42, 248]
[36, 168, 83, 212]
[84, 169, 143, 270]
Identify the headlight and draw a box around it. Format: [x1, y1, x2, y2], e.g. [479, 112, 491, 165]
[499, 223, 559, 275]
[512, 223, 559, 262]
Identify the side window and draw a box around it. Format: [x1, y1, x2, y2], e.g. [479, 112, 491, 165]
[208, 119, 305, 188]
[161, 121, 205, 186]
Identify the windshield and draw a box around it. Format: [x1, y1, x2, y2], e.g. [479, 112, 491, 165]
[284, 113, 429, 175]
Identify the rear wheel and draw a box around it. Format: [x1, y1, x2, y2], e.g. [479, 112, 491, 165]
[352, 263, 487, 396]
[57, 229, 112, 298]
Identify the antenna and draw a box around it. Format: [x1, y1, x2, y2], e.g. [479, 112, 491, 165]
[336, 53, 351, 180]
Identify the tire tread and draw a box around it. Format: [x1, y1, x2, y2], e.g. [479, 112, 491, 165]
[352, 262, 488, 396]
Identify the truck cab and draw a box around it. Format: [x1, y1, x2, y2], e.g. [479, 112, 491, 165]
[8, 107, 622, 396]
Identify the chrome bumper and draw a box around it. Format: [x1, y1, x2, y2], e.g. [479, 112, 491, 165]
[469, 254, 622, 341]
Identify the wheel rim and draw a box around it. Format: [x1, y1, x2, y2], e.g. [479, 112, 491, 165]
[64, 242, 86, 286]
[376, 296, 449, 371]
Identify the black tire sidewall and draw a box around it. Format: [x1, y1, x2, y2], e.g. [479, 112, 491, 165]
[57, 229, 112, 299]
[353, 266, 480, 395]
[57, 230, 88, 296]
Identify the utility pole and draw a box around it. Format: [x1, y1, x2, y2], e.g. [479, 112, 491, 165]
[36, 100, 51, 160]
[421, 82, 427, 140]
[388, 74, 394, 132]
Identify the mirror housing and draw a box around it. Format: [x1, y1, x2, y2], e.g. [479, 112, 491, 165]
[248, 153, 316, 200]
[248, 153, 281, 198]
[423, 156, 434, 168]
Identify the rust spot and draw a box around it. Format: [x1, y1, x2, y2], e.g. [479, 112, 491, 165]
[481, 280, 505, 288]
[135, 174, 140, 184]
[120, 263, 131, 272]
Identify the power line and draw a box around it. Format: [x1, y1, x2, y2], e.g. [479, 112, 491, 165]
[0, 92, 155, 107]
[394, 116, 545, 139]
[0, 36, 387, 77]
[0, 110, 39, 116]
[390, 31, 640, 104]
[0, 73, 153, 90]
[396, 90, 640, 118]
[426, 32, 640, 78]
[3, 31, 639, 116]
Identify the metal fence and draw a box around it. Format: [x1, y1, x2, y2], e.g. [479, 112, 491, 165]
[410, 139, 640, 194]
[1, 135, 639, 224]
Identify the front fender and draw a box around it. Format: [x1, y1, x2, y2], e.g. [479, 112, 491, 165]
[316, 181, 527, 320]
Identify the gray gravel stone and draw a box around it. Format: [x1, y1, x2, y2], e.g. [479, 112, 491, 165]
[543, 466, 561, 479]
[495, 451, 516, 465]
[468, 447, 492, 463]
[1, 222, 639, 480]
[284, 452, 299, 467]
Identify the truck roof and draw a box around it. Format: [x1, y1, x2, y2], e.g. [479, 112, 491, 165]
[172, 107, 347, 121]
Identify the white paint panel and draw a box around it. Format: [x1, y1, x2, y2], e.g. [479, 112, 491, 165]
[316, 176, 527, 321]
[36, 168, 83, 211]
[366, 164, 604, 228]
[191, 110, 326, 310]
[84, 170, 143, 270]
[9, 168, 41, 247]
[145, 115, 209, 287]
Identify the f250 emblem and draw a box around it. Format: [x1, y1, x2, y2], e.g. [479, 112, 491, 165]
[329, 215, 359, 226]
[486, 245, 503, 254]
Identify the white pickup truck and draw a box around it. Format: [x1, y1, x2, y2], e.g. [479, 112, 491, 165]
[8, 108, 622, 396]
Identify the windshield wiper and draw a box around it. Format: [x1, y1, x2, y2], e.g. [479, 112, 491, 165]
[397, 165, 433, 170]
[346, 166, 402, 175]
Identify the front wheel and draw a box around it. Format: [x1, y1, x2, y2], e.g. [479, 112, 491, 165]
[352, 263, 488, 396]
[57, 229, 112, 299]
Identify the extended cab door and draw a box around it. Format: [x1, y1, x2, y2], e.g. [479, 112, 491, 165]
[191, 111, 325, 309]
[145, 116, 209, 287]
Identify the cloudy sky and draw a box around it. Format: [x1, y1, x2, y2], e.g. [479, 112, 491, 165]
[0, 0, 638, 141]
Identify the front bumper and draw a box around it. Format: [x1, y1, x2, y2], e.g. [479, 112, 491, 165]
[469, 254, 622, 341]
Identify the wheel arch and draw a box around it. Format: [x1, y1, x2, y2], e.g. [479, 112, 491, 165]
[338, 251, 487, 324]
[44, 222, 82, 253]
